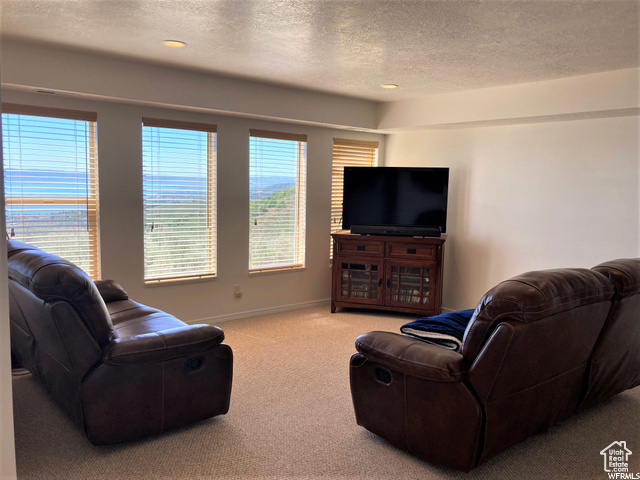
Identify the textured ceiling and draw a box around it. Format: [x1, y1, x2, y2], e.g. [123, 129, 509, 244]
[1, 0, 638, 102]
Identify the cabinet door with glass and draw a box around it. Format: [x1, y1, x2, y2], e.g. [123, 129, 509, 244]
[335, 257, 383, 306]
[384, 260, 439, 313]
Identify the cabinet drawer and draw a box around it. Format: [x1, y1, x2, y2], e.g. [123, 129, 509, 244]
[386, 242, 437, 260]
[337, 239, 384, 257]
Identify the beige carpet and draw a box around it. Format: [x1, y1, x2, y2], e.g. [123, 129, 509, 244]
[11, 305, 640, 479]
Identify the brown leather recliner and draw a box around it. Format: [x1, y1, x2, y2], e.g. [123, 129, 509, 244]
[350, 260, 639, 471]
[8, 240, 233, 445]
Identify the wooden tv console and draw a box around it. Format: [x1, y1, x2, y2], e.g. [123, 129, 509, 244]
[331, 233, 445, 315]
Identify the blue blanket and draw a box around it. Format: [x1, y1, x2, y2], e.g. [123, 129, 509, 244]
[400, 309, 475, 352]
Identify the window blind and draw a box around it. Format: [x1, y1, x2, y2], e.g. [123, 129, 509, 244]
[142, 118, 217, 283]
[249, 129, 307, 272]
[2, 104, 101, 279]
[330, 138, 378, 256]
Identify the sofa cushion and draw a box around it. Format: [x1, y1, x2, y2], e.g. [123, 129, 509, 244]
[592, 258, 640, 298]
[462, 268, 614, 363]
[7, 240, 114, 347]
[108, 299, 188, 338]
[94, 279, 129, 302]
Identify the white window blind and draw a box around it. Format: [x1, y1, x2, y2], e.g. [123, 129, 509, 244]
[142, 118, 217, 283]
[2, 103, 101, 279]
[330, 138, 378, 256]
[249, 129, 307, 272]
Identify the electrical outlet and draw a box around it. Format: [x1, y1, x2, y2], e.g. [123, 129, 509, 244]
[233, 286, 243, 299]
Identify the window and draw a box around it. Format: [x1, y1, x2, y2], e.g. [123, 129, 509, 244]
[249, 129, 307, 272]
[2, 103, 100, 279]
[330, 138, 378, 256]
[142, 118, 217, 283]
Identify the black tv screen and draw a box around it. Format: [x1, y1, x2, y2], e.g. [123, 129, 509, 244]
[342, 167, 449, 233]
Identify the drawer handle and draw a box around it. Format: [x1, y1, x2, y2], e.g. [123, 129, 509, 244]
[356, 245, 366, 251]
[378, 278, 383, 287]
[407, 248, 417, 254]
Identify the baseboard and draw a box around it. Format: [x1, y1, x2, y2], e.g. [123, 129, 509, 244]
[188, 298, 331, 325]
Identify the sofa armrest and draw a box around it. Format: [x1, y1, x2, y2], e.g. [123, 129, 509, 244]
[355, 331, 465, 382]
[104, 324, 225, 365]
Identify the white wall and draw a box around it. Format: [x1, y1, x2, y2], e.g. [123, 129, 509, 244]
[2, 89, 384, 322]
[385, 116, 640, 310]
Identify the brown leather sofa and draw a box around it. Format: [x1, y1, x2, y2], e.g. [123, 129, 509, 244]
[350, 258, 640, 471]
[8, 240, 233, 445]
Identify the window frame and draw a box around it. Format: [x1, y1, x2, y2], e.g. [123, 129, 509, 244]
[142, 117, 217, 284]
[248, 129, 308, 273]
[2, 103, 101, 279]
[330, 138, 379, 258]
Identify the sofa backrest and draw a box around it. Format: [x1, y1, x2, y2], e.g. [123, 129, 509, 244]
[462, 267, 614, 464]
[462, 268, 614, 364]
[7, 240, 114, 347]
[580, 258, 640, 409]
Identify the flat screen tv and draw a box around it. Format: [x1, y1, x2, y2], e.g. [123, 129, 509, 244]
[342, 167, 449, 236]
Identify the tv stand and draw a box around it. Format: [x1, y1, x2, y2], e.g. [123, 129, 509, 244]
[331, 233, 445, 315]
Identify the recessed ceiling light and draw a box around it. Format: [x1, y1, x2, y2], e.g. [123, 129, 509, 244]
[164, 40, 187, 48]
[381, 84, 399, 89]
